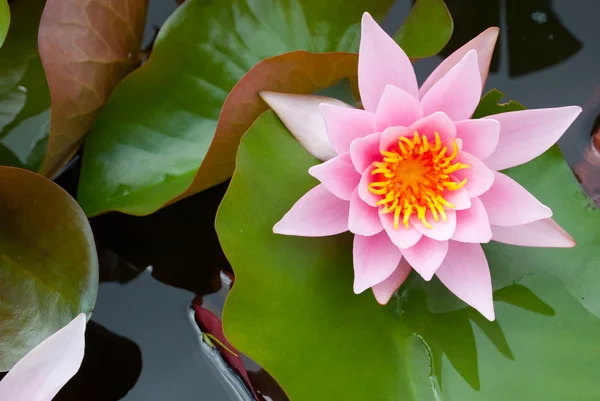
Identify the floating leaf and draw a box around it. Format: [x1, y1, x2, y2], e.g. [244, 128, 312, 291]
[0, 167, 98, 371]
[38, 0, 149, 178]
[217, 110, 600, 400]
[0, 0, 9, 48]
[473, 88, 525, 118]
[0, 0, 50, 171]
[394, 0, 454, 58]
[76, 0, 393, 217]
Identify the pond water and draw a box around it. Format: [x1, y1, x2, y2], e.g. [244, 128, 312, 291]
[48, 0, 600, 400]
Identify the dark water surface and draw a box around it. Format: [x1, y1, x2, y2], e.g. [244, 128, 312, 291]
[53, 0, 600, 400]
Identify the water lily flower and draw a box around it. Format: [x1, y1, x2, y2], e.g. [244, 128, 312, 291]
[264, 12, 581, 321]
[0, 314, 86, 401]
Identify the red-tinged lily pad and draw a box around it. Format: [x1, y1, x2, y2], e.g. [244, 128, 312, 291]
[0, 167, 98, 371]
[75, 0, 395, 217]
[217, 110, 600, 400]
[38, 0, 149, 178]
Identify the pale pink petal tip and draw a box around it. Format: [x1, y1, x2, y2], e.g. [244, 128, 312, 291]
[436, 241, 495, 321]
[260, 91, 343, 161]
[359, 12, 418, 112]
[353, 233, 402, 294]
[273, 184, 349, 237]
[420, 27, 499, 97]
[372, 259, 413, 304]
[491, 218, 576, 248]
[0, 313, 87, 401]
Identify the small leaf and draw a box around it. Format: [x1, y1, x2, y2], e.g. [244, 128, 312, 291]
[76, 0, 393, 217]
[38, 0, 149, 178]
[0, 0, 9, 48]
[473, 88, 526, 118]
[0, 167, 98, 371]
[394, 0, 454, 58]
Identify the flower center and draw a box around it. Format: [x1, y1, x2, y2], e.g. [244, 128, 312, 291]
[368, 131, 470, 230]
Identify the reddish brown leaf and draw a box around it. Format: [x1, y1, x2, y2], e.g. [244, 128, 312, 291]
[38, 0, 148, 178]
[169, 50, 358, 206]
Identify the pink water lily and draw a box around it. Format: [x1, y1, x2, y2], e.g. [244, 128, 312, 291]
[0, 314, 86, 401]
[264, 13, 581, 321]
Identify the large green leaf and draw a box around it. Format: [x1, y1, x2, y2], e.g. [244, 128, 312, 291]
[0, 167, 98, 371]
[0, 0, 50, 171]
[0, 0, 9, 48]
[76, 0, 394, 217]
[217, 110, 600, 400]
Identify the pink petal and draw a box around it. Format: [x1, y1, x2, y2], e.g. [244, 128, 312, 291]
[372, 259, 413, 304]
[380, 126, 412, 152]
[435, 241, 495, 321]
[484, 106, 582, 170]
[491, 218, 575, 248]
[454, 119, 500, 160]
[353, 232, 403, 293]
[273, 184, 349, 237]
[380, 212, 422, 249]
[408, 111, 456, 142]
[350, 132, 382, 173]
[453, 151, 495, 198]
[420, 50, 482, 121]
[359, 13, 419, 112]
[309, 153, 360, 201]
[0, 314, 86, 401]
[358, 165, 379, 207]
[349, 189, 383, 236]
[452, 197, 492, 243]
[375, 84, 423, 131]
[479, 171, 552, 226]
[402, 237, 448, 280]
[320, 103, 375, 155]
[420, 27, 499, 98]
[444, 186, 471, 210]
[411, 209, 457, 241]
[260, 91, 342, 161]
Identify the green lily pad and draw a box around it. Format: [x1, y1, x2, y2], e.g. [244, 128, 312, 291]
[0, 167, 98, 371]
[0, 0, 50, 171]
[0, 0, 9, 48]
[217, 110, 600, 400]
[394, 0, 454, 58]
[76, 0, 393, 217]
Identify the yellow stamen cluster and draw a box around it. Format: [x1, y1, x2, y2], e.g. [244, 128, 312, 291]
[368, 131, 470, 229]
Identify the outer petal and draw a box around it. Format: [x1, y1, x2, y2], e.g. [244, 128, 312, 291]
[454, 119, 500, 160]
[380, 212, 422, 249]
[375, 85, 423, 131]
[359, 13, 419, 112]
[372, 258, 413, 304]
[260, 91, 342, 161]
[420, 50, 482, 121]
[491, 218, 575, 248]
[320, 103, 375, 155]
[453, 151, 495, 198]
[358, 165, 379, 207]
[435, 241, 495, 321]
[353, 232, 402, 293]
[479, 171, 551, 226]
[411, 209, 457, 241]
[0, 314, 86, 401]
[402, 237, 448, 281]
[350, 132, 382, 173]
[273, 184, 349, 237]
[452, 197, 492, 243]
[484, 106, 582, 170]
[420, 27, 499, 97]
[408, 111, 456, 142]
[349, 189, 383, 236]
[309, 153, 360, 201]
